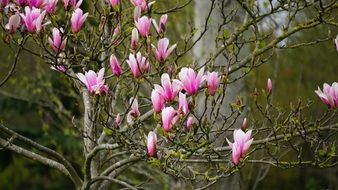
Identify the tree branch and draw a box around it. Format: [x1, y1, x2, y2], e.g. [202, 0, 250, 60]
[0, 138, 79, 188]
[0, 125, 83, 188]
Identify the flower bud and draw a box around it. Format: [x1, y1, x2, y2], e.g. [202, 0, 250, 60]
[110, 54, 122, 77]
[267, 78, 272, 94]
[147, 131, 157, 157]
[186, 116, 194, 131]
[130, 28, 139, 50]
[241, 117, 247, 130]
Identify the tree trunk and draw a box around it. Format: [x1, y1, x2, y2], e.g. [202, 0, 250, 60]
[194, 0, 245, 189]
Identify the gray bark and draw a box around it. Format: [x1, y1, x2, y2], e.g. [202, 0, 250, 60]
[194, 0, 246, 189]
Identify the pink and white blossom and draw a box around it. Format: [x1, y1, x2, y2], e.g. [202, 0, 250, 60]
[151, 88, 165, 113]
[48, 28, 67, 52]
[206, 71, 220, 96]
[315, 82, 338, 108]
[5, 13, 21, 33]
[152, 14, 167, 34]
[130, 28, 139, 50]
[147, 131, 157, 157]
[226, 129, 253, 165]
[241, 117, 248, 130]
[154, 73, 181, 102]
[177, 67, 205, 95]
[44, 0, 58, 15]
[161, 106, 178, 132]
[76, 68, 109, 95]
[126, 52, 149, 77]
[70, 8, 88, 33]
[109, 54, 122, 77]
[16, 0, 26, 6]
[114, 113, 121, 128]
[20, 7, 46, 33]
[130, 0, 154, 11]
[267, 78, 272, 94]
[152, 38, 176, 62]
[112, 25, 120, 38]
[135, 16, 151, 37]
[27, 0, 45, 8]
[50, 65, 67, 73]
[0, 0, 9, 7]
[178, 92, 189, 115]
[127, 97, 141, 125]
[186, 116, 194, 131]
[108, 0, 119, 7]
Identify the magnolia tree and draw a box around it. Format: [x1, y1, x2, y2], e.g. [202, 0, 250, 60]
[0, 0, 338, 189]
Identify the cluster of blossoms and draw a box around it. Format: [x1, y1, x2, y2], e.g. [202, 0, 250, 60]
[5, 0, 88, 34]
[72, 0, 222, 159]
[151, 68, 221, 134]
[4, 0, 88, 73]
[3, 0, 254, 164]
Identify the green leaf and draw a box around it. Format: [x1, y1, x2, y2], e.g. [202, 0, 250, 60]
[223, 29, 230, 40]
[103, 127, 113, 136]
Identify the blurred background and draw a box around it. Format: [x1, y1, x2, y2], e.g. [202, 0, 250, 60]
[0, 0, 337, 189]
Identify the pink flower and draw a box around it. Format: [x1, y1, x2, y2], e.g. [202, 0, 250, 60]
[127, 97, 141, 125]
[161, 106, 178, 132]
[130, 28, 139, 50]
[267, 78, 272, 94]
[206, 71, 220, 96]
[63, 0, 82, 9]
[335, 35, 338, 52]
[76, 68, 109, 95]
[112, 25, 120, 38]
[152, 38, 176, 62]
[108, 0, 119, 7]
[177, 67, 205, 95]
[241, 118, 248, 130]
[1, 0, 9, 7]
[152, 14, 167, 34]
[154, 73, 181, 102]
[135, 16, 151, 37]
[130, 0, 143, 6]
[5, 13, 21, 33]
[315, 82, 338, 108]
[27, 0, 46, 8]
[16, 0, 27, 6]
[130, 0, 154, 11]
[109, 54, 122, 77]
[226, 129, 253, 165]
[20, 7, 46, 33]
[50, 65, 67, 72]
[126, 52, 149, 77]
[70, 8, 88, 33]
[114, 113, 121, 128]
[231, 142, 242, 165]
[186, 116, 194, 131]
[147, 131, 157, 157]
[48, 28, 67, 52]
[44, 0, 58, 15]
[178, 92, 189, 115]
[151, 88, 165, 113]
